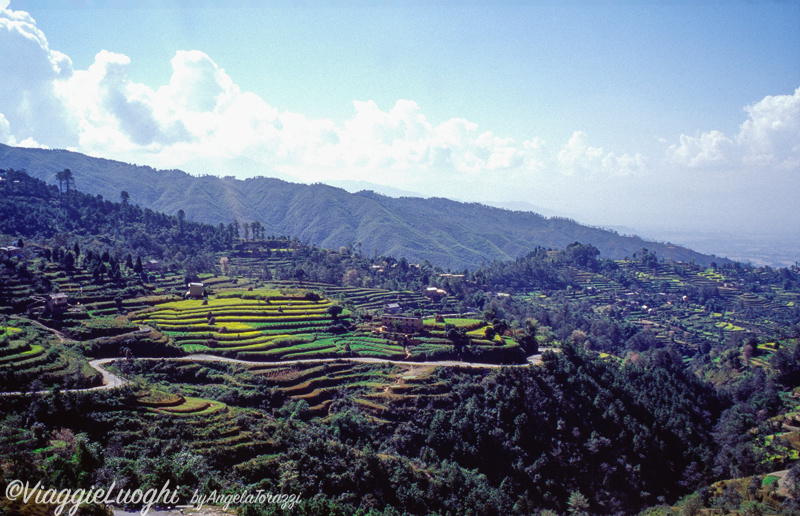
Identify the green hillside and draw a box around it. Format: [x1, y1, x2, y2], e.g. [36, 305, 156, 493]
[3, 164, 800, 514]
[0, 143, 722, 269]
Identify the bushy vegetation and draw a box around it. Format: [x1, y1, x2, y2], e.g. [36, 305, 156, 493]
[3, 167, 800, 514]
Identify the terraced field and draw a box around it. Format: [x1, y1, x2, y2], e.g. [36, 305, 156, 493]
[132, 289, 359, 359]
[94, 357, 472, 473]
[262, 279, 438, 313]
[137, 389, 228, 416]
[244, 360, 462, 418]
[0, 320, 101, 391]
[520, 261, 800, 355]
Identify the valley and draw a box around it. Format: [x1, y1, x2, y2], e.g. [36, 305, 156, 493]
[1, 168, 800, 515]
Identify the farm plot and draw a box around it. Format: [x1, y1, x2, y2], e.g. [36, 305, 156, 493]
[247, 361, 464, 418]
[132, 290, 354, 360]
[0, 321, 101, 391]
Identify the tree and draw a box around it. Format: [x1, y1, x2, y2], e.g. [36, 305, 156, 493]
[56, 169, 75, 202]
[64, 251, 75, 270]
[120, 190, 130, 205]
[327, 305, 343, 319]
[445, 324, 466, 347]
[565, 242, 601, 270]
[516, 319, 539, 355]
[567, 490, 589, 516]
[133, 256, 143, 274]
[786, 461, 800, 499]
[177, 209, 186, 234]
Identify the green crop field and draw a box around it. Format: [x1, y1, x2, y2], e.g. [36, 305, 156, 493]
[0, 319, 102, 392]
[131, 289, 353, 361]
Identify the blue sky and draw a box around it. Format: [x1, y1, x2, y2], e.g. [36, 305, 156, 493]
[1, 1, 799, 263]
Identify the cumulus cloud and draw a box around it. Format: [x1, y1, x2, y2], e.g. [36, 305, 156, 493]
[666, 130, 735, 168]
[737, 87, 800, 169]
[666, 88, 800, 171]
[557, 131, 645, 176]
[0, 7, 650, 187]
[0, 8, 75, 147]
[0, 113, 11, 143]
[4, 3, 796, 224]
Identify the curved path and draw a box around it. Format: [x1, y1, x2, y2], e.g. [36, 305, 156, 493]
[2, 350, 555, 396]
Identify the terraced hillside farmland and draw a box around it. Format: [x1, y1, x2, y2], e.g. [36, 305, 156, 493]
[124, 358, 478, 422]
[0, 319, 101, 391]
[226, 277, 440, 314]
[132, 289, 357, 359]
[131, 288, 527, 364]
[245, 360, 458, 418]
[518, 259, 800, 356]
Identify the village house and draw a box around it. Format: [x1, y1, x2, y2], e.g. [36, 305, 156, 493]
[145, 259, 162, 272]
[186, 282, 205, 298]
[381, 314, 424, 333]
[46, 293, 69, 312]
[384, 302, 402, 314]
[424, 287, 447, 299]
[1, 246, 22, 257]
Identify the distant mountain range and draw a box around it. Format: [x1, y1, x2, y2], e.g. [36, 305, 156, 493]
[0, 143, 724, 269]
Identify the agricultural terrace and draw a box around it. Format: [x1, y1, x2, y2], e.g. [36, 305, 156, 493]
[245, 361, 462, 418]
[519, 260, 800, 357]
[125, 357, 480, 423]
[415, 317, 528, 363]
[70, 358, 489, 481]
[132, 289, 527, 364]
[0, 319, 101, 391]
[132, 288, 357, 360]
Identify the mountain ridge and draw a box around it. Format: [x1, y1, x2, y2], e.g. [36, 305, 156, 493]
[0, 143, 724, 269]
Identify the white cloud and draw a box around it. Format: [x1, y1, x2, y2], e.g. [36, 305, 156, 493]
[737, 87, 800, 169]
[0, 7, 651, 189]
[666, 88, 800, 171]
[1, 5, 797, 242]
[0, 9, 74, 147]
[666, 130, 735, 168]
[0, 113, 11, 143]
[557, 131, 644, 176]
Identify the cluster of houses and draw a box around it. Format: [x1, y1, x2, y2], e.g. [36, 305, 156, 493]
[424, 287, 447, 299]
[378, 284, 450, 333]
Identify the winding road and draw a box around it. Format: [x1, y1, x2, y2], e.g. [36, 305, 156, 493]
[3, 350, 555, 396]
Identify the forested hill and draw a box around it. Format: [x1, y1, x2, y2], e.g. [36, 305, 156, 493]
[0, 143, 721, 270]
